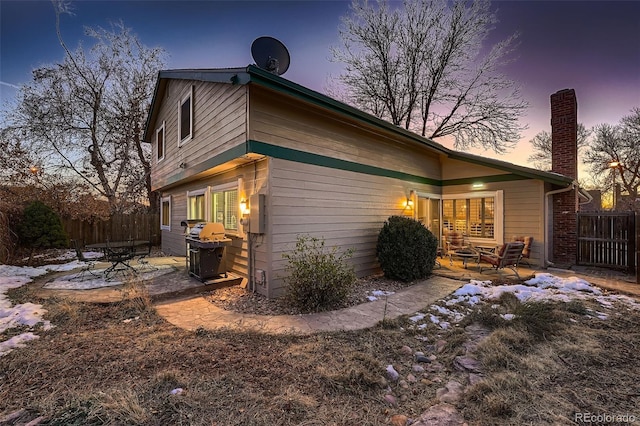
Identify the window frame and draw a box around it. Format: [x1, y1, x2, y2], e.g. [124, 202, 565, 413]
[178, 86, 193, 147]
[156, 120, 165, 163]
[186, 188, 208, 222]
[160, 196, 171, 231]
[441, 190, 504, 245]
[210, 181, 240, 235]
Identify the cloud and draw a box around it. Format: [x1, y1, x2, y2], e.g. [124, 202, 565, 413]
[0, 81, 19, 89]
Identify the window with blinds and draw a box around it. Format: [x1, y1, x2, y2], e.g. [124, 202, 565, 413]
[443, 197, 494, 238]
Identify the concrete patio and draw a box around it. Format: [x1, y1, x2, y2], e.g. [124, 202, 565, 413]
[36, 254, 640, 335]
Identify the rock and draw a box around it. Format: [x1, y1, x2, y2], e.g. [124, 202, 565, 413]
[435, 340, 447, 353]
[384, 394, 398, 406]
[412, 364, 425, 373]
[414, 351, 425, 357]
[407, 373, 417, 383]
[468, 373, 484, 386]
[420, 378, 432, 385]
[413, 403, 466, 425]
[378, 376, 389, 388]
[426, 361, 444, 372]
[400, 345, 413, 355]
[386, 365, 400, 381]
[428, 354, 437, 361]
[400, 394, 408, 402]
[436, 380, 465, 404]
[415, 355, 431, 363]
[454, 356, 482, 373]
[399, 380, 409, 389]
[390, 414, 409, 426]
[423, 344, 436, 352]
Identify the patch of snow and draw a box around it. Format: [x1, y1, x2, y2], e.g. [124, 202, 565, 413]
[0, 268, 51, 357]
[0, 332, 40, 356]
[409, 314, 425, 322]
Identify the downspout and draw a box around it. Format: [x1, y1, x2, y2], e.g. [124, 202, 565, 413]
[544, 182, 579, 267]
[577, 186, 593, 205]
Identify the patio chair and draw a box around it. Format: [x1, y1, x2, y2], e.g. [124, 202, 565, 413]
[70, 239, 100, 281]
[478, 241, 525, 278]
[512, 236, 534, 266]
[444, 231, 466, 265]
[134, 239, 157, 272]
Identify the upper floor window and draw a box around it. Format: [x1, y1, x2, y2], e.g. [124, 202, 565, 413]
[178, 86, 193, 146]
[156, 121, 165, 162]
[160, 196, 171, 230]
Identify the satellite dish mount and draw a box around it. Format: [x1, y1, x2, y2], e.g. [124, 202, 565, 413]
[251, 36, 290, 76]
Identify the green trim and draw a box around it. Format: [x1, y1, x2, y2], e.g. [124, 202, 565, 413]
[155, 144, 248, 189]
[246, 66, 449, 155]
[247, 140, 441, 185]
[146, 66, 574, 188]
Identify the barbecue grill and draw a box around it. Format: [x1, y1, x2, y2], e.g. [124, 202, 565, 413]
[185, 222, 232, 281]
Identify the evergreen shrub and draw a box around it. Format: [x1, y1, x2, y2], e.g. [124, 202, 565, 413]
[376, 215, 438, 282]
[18, 201, 68, 250]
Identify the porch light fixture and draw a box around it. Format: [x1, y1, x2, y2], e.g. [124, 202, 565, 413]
[405, 190, 415, 209]
[472, 182, 486, 190]
[608, 161, 620, 168]
[240, 199, 249, 215]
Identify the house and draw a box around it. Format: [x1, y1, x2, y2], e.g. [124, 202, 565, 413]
[143, 66, 586, 297]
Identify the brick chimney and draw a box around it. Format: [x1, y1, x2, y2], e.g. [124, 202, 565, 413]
[550, 89, 578, 266]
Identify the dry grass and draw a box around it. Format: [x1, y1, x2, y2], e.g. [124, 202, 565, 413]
[462, 299, 640, 425]
[1, 280, 639, 425]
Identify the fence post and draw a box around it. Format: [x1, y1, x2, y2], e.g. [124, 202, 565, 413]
[636, 212, 639, 284]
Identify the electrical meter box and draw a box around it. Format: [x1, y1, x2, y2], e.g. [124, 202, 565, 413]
[249, 193, 265, 234]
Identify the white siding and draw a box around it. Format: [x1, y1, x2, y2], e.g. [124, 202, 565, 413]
[444, 179, 545, 265]
[151, 80, 247, 191]
[159, 159, 269, 280]
[267, 158, 440, 297]
[249, 87, 441, 178]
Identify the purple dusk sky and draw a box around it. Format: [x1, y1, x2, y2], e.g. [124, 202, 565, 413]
[1, 0, 638, 173]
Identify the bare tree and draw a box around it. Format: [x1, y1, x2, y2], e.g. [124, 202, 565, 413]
[330, 0, 527, 153]
[583, 108, 640, 210]
[527, 123, 591, 171]
[4, 2, 166, 213]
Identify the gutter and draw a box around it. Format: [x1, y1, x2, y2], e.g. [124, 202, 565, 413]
[544, 181, 590, 267]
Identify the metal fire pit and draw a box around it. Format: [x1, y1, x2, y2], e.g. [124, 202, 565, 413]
[185, 222, 232, 282]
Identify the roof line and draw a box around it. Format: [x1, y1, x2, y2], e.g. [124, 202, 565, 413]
[143, 65, 574, 187]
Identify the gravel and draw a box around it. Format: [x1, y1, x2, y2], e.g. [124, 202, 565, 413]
[203, 274, 416, 316]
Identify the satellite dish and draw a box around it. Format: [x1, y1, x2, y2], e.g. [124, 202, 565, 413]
[251, 36, 290, 76]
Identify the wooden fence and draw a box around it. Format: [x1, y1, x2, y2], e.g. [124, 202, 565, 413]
[62, 214, 161, 247]
[577, 211, 636, 274]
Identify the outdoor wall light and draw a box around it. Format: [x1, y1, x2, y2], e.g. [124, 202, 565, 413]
[472, 182, 486, 190]
[405, 190, 415, 209]
[240, 199, 249, 215]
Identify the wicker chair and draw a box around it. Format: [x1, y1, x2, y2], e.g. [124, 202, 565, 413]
[478, 241, 525, 278]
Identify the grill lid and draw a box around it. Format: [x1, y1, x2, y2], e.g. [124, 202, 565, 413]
[188, 222, 229, 242]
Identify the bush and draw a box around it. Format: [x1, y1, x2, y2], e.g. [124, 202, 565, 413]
[376, 215, 438, 282]
[282, 235, 356, 313]
[17, 201, 68, 251]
